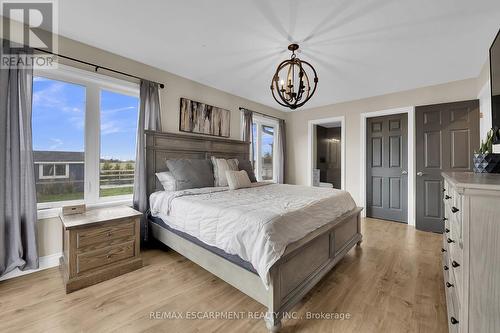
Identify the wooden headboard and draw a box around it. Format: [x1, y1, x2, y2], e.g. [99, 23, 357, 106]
[145, 130, 250, 196]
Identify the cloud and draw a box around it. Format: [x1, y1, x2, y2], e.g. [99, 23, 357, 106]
[101, 121, 121, 135]
[101, 106, 137, 114]
[33, 80, 83, 114]
[49, 138, 63, 150]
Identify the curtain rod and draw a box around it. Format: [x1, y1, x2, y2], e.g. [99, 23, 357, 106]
[34, 48, 165, 89]
[238, 107, 284, 121]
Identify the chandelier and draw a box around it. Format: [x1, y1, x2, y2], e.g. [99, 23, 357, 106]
[270, 44, 318, 110]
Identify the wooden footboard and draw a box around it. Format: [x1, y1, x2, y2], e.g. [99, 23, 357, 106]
[264, 207, 363, 331]
[149, 207, 362, 333]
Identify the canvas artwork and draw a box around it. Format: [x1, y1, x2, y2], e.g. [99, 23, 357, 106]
[179, 98, 230, 137]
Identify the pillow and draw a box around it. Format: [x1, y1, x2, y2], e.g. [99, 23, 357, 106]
[237, 159, 257, 183]
[225, 170, 252, 190]
[155, 171, 180, 191]
[165, 159, 214, 190]
[211, 157, 239, 187]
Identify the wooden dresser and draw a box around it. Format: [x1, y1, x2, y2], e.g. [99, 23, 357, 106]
[441, 172, 500, 333]
[60, 206, 143, 293]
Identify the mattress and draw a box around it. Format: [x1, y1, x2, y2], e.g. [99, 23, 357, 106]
[150, 183, 356, 287]
[149, 215, 257, 274]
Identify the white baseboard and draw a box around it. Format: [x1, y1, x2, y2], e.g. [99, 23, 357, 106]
[0, 252, 62, 281]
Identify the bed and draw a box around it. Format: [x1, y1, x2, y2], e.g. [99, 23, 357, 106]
[145, 130, 362, 332]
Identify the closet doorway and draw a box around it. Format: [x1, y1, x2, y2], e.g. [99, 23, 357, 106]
[307, 117, 345, 190]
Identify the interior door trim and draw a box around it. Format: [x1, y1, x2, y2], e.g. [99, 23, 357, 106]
[360, 106, 416, 226]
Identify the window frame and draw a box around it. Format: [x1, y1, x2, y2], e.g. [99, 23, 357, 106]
[38, 163, 70, 179]
[251, 115, 279, 183]
[34, 64, 139, 212]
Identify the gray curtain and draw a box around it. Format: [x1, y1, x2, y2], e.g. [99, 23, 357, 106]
[241, 108, 254, 163]
[276, 119, 286, 184]
[133, 80, 162, 242]
[0, 50, 39, 276]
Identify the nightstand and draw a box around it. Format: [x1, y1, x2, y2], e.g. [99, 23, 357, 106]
[59, 206, 143, 293]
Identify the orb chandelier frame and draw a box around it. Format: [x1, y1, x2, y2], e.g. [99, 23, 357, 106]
[270, 44, 318, 110]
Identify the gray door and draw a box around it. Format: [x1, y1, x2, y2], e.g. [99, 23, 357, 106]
[416, 100, 480, 233]
[366, 114, 408, 223]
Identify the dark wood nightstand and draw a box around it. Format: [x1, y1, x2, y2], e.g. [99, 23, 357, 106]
[59, 206, 143, 293]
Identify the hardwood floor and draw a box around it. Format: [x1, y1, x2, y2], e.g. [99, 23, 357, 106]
[0, 218, 447, 333]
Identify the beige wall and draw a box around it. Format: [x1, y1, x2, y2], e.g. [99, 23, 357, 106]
[286, 78, 478, 205]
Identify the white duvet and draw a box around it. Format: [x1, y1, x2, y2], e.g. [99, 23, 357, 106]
[149, 183, 356, 287]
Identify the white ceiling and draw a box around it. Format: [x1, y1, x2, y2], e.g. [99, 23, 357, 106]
[58, 0, 500, 111]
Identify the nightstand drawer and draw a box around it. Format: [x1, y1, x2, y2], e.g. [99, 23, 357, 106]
[77, 240, 135, 274]
[76, 219, 135, 250]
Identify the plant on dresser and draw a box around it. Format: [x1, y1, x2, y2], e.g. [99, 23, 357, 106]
[473, 128, 500, 173]
[441, 172, 500, 333]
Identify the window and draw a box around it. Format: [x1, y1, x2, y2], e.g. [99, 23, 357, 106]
[32, 77, 85, 203]
[33, 65, 139, 209]
[39, 163, 69, 179]
[99, 90, 139, 198]
[251, 116, 279, 182]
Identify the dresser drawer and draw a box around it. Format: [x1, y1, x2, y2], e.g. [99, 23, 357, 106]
[76, 240, 135, 274]
[444, 262, 461, 333]
[76, 219, 136, 250]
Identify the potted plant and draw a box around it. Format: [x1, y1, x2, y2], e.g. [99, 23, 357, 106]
[473, 128, 500, 173]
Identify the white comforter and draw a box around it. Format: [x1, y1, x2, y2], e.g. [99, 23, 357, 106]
[149, 183, 356, 287]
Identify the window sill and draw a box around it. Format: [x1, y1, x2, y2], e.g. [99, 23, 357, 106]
[37, 197, 133, 220]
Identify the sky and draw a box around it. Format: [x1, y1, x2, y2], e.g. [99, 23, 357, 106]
[32, 77, 139, 161]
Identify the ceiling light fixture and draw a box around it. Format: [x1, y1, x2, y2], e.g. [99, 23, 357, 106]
[270, 44, 318, 110]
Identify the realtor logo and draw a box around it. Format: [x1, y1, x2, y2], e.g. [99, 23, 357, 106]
[1, 0, 58, 68]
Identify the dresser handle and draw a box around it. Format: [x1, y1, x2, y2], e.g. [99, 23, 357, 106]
[441, 248, 447, 253]
[445, 228, 450, 233]
[442, 217, 448, 221]
[445, 195, 451, 200]
[451, 206, 459, 213]
[106, 254, 111, 259]
[107, 232, 112, 237]
[444, 265, 449, 271]
[442, 188, 446, 192]
[452, 261, 460, 268]
[450, 317, 459, 325]
[446, 282, 454, 288]
[447, 238, 455, 244]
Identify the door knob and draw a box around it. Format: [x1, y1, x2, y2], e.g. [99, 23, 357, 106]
[401, 170, 408, 175]
[417, 172, 425, 176]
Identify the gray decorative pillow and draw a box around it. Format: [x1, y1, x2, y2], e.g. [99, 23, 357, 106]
[238, 159, 257, 182]
[165, 159, 214, 190]
[211, 157, 239, 187]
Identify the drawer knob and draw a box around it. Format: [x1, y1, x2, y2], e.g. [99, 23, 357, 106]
[441, 248, 447, 253]
[451, 206, 459, 213]
[444, 265, 449, 271]
[443, 188, 446, 192]
[446, 282, 454, 288]
[445, 228, 450, 233]
[452, 261, 460, 268]
[447, 238, 455, 244]
[450, 317, 459, 325]
[442, 217, 448, 221]
[106, 254, 111, 259]
[445, 195, 452, 200]
[107, 232, 112, 237]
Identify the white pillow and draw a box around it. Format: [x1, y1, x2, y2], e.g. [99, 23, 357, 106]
[155, 171, 179, 191]
[211, 157, 239, 187]
[225, 170, 252, 190]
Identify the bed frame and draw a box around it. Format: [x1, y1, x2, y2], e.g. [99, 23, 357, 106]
[145, 130, 363, 332]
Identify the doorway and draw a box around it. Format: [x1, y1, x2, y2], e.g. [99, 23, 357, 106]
[415, 100, 480, 232]
[366, 114, 408, 223]
[316, 124, 342, 189]
[307, 117, 345, 189]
